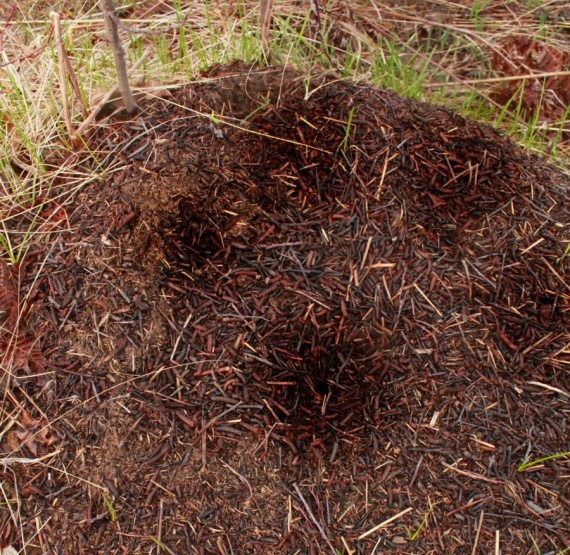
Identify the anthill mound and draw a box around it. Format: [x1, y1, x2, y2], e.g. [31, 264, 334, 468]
[3, 63, 569, 554]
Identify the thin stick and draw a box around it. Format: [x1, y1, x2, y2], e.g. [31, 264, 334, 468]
[61, 43, 89, 118]
[413, 283, 443, 317]
[541, 257, 570, 293]
[51, 12, 73, 138]
[99, 0, 139, 114]
[528, 380, 570, 399]
[341, 536, 354, 555]
[200, 416, 207, 472]
[471, 510, 484, 555]
[360, 236, 372, 271]
[293, 483, 336, 554]
[222, 461, 254, 498]
[425, 69, 570, 88]
[259, 0, 274, 51]
[441, 462, 500, 484]
[0, 448, 63, 468]
[374, 149, 394, 199]
[198, 402, 244, 435]
[358, 507, 413, 540]
[157, 498, 164, 549]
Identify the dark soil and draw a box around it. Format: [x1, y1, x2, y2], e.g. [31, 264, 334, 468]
[2, 63, 569, 554]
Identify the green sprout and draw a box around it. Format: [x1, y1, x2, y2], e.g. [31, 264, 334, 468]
[407, 506, 432, 541]
[103, 494, 116, 522]
[518, 451, 570, 472]
[342, 106, 355, 152]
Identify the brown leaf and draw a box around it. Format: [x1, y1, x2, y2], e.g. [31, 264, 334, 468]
[15, 409, 54, 456]
[491, 36, 570, 124]
[0, 261, 19, 326]
[1, 334, 47, 375]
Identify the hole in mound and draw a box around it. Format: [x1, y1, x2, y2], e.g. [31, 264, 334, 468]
[170, 197, 226, 265]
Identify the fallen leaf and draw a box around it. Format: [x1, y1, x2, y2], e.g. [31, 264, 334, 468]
[15, 409, 54, 456]
[491, 36, 570, 124]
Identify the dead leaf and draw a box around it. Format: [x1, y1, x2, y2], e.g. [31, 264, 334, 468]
[0, 261, 19, 326]
[15, 409, 54, 456]
[1, 334, 48, 377]
[491, 36, 570, 124]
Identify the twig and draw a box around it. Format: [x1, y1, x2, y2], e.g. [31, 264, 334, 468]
[528, 380, 570, 399]
[441, 462, 500, 484]
[259, 0, 274, 52]
[99, 0, 139, 114]
[341, 536, 354, 554]
[200, 416, 207, 472]
[157, 498, 164, 549]
[0, 19, 53, 68]
[198, 402, 244, 435]
[61, 45, 89, 119]
[198, 403, 244, 472]
[409, 455, 424, 489]
[358, 507, 413, 540]
[0, 2, 17, 52]
[425, 69, 570, 88]
[222, 461, 253, 498]
[293, 483, 336, 554]
[413, 283, 443, 317]
[73, 49, 150, 139]
[541, 257, 570, 293]
[471, 510, 484, 555]
[0, 449, 63, 469]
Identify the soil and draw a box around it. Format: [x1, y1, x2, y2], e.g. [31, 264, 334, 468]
[2, 63, 569, 554]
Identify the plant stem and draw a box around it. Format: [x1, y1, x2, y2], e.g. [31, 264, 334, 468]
[99, 0, 139, 115]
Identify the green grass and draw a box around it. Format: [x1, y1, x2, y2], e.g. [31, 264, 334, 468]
[103, 494, 117, 522]
[342, 106, 355, 152]
[518, 451, 570, 472]
[529, 533, 570, 555]
[407, 506, 432, 541]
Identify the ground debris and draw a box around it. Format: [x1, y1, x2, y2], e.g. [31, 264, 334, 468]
[3, 64, 569, 554]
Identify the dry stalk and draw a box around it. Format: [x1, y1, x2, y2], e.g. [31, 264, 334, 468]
[99, 0, 139, 115]
[259, 0, 274, 52]
[50, 12, 72, 138]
